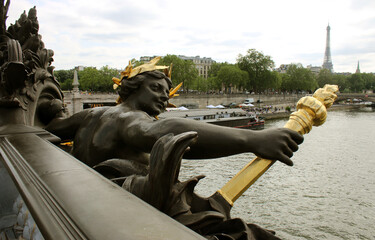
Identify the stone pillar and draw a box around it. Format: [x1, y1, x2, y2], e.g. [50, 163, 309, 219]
[72, 70, 82, 114]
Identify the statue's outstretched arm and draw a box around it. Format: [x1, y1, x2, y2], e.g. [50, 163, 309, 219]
[121, 112, 303, 164]
[45, 110, 89, 141]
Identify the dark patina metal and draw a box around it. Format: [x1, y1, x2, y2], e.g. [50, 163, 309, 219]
[0, 2, 203, 239]
[1, 1, 303, 239]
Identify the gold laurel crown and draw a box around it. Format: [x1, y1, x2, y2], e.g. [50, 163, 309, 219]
[112, 57, 171, 89]
[112, 57, 182, 104]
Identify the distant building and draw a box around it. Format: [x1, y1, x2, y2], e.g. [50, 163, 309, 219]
[274, 64, 291, 73]
[75, 66, 86, 71]
[177, 55, 215, 79]
[275, 64, 322, 76]
[306, 65, 322, 75]
[334, 72, 352, 76]
[140, 56, 157, 62]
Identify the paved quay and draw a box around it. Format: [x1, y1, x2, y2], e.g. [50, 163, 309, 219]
[259, 104, 365, 120]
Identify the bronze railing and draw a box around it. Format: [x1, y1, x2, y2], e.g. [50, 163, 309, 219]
[0, 124, 203, 239]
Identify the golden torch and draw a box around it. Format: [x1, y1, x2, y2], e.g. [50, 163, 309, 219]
[217, 84, 339, 206]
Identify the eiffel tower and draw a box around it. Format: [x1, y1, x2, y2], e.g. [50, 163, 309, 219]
[322, 24, 333, 72]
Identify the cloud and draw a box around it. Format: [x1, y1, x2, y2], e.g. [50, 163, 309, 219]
[4, 0, 375, 73]
[350, 0, 375, 10]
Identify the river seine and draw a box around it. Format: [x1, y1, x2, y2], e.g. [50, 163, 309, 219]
[179, 108, 375, 240]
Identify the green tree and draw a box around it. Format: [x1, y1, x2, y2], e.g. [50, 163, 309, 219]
[208, 62, 224, 78]
[237, 49, 275, 92]
[191, 76, 206, 92]
[207, 62, 230, 92]
[332, 74, 348, 92]
[60, 78, 73, 91]
[206, 76, 220, 92]
[98, 65, 120, 92]
[206, 62, 249, 93]
[261, 70, 282, 92]
[216, 65, 248, 93]
[348, 73, 364, 92]
[238, 70, 249, 91]
[284, 64, 317, 92]
[54, 69, 74, 83]
[280, 73, 292, 92]
[268, 71, 282, 91]
[317, 68, 333, 87]
[361, 73, 375, 91]
[75, 66, 120, 92]
[159, 55, 198, 92]
[78, 67, 101, 91]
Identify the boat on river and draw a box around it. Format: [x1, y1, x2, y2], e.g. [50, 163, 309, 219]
[160, 108, 265, 130]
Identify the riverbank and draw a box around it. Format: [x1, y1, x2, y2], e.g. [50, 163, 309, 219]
[62, 91, 375, 116]
[259, 104, 366, 120]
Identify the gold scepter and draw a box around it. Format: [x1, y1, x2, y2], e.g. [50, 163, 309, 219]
[217, 84, 339, 206]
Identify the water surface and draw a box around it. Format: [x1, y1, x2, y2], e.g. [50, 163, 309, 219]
[180, 108, 375, 239]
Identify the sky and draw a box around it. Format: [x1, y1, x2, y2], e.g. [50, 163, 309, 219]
[5, 0, 375, 73]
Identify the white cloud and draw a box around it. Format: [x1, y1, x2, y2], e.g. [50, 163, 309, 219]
[5, 0, 375, 73]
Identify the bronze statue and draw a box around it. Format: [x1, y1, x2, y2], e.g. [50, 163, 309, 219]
[45, 58, 304, 239]
[0, 1, 340, 238]
[46, 58, 303, 171]
[0, 2, 307, 239]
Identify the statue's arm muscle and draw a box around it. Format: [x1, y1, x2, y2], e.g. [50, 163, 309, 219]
[120, 113, 258, 159]
[45, 110, 89, 140]
[120, 112, 302, 163]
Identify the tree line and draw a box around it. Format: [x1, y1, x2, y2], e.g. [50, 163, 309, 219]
[54, 49, 375, 94]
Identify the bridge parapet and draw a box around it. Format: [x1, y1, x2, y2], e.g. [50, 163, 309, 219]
[0, 3, 202, 239]
[0, 125, 203, 239]
[336, 93, 375, 102]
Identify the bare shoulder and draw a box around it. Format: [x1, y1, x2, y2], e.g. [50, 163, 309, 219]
[91, 105, 156, 134]
[76, 107, 108, 123]
[88, 106, 111, 116]
[117, 109, 154, 123]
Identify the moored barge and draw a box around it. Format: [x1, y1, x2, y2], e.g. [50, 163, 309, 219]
[159, 109, 264, 130]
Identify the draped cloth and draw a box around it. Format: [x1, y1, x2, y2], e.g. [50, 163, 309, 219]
[96, 132, 281, 240]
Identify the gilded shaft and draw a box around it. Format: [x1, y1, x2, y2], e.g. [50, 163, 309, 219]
[218, 85, 339, 206]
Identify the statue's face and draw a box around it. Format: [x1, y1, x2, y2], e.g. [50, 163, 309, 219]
[134, 77, 170, 116]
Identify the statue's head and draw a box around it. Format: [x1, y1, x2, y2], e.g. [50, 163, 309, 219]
[113, 57, 176, 116]
[119, 71, 172, 116]
[119, 70, 172, 100]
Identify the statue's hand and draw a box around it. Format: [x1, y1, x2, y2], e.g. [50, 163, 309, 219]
[313, 84, 339, 109]
[252, 128, 303, 166]
[37, 98, 65, 125]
